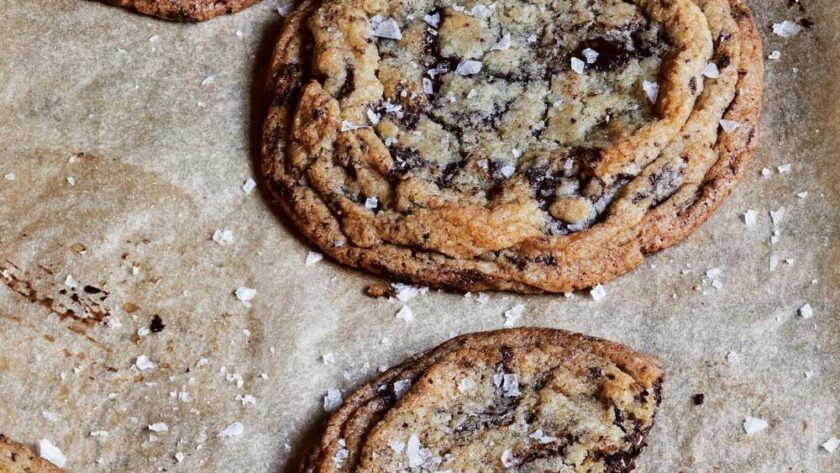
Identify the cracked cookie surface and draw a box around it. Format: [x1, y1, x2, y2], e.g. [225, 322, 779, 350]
[262, 0, 763, 292]
[103, 0, 260, 21]
[301, 328, 663, 472]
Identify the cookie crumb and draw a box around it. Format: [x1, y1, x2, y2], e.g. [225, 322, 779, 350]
[364, 283, 392, 298]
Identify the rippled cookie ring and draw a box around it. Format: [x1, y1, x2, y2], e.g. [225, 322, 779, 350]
[301, 328, 663, 472]
[103, 0, 260, 21]
[262, 0, 763, 293]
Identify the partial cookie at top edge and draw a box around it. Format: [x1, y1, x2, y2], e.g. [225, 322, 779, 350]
[101, 0, 261, 21]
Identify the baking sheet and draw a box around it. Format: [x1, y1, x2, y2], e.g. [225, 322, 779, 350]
[0, 0, 838, 471]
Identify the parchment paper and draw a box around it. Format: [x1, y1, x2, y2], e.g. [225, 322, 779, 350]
[0, 0, 837, 471]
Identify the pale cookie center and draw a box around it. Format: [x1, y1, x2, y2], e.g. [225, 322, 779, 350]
[368, 0, 670, 233]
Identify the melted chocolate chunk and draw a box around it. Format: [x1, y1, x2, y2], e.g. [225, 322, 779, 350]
[453, 394, 519, 436]
[517, 434, 577, 465]
[337, 64, 355, 99]
[525, 165, 558, 210]
[571, 37, 637, 73]
[390, 147, 426, 176]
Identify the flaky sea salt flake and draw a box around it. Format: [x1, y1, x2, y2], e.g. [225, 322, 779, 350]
[456, 59, 483, 75]
[147, 422, 168, 432]
[582, 48, 599, 63]
[135, 355, 157, 371]
[590, 284, 606, 301]
[423, 12, 440, 28]
[276, 0, 293, 16]
[64, 274, 78, 289]
[822, 437, 840, 453]
[422, 77, 434, 94]
[212, 228, 234, 245]
[773, 20, 802, 38]
[491, 33, 512, 51]
[217, 421, 244, 438]
[643, 80, 659, 104]
[570, 57, 585, 74]
[503, 304, 525, 328]
[706, 267, 722, 279]
[743, 416, 768, 435]
[769, 207, 785, 226]
[703, 62, 720, 79]
[372, 18, 402, 40]
[799, 303, 814, 319]
[235, 286, 257, 307]
[305, 251, 323, 266]
[406, 434, 423, 467]
[340, 120, 363, 132]
[743, 209, 758, 226]
[396, 305, 414, 322]
[242, 178, 257, 194]
[39, 439, 66, 468]
[393, 379, 411, 398]
[458, 377, 476, 393]
[719, 119, 740, 133]
[501, 449, 516, 468]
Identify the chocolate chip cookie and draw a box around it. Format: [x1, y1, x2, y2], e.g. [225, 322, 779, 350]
[0, 436, 65, 473]
[103, 0, 260, 21]
[301, 328, 663, 472]
[262, 0, 763, 293]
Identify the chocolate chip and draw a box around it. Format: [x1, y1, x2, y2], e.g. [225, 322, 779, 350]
[692, 393, 705, 405]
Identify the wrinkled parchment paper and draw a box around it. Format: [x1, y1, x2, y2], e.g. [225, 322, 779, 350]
[0, 1, 837, 471]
